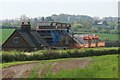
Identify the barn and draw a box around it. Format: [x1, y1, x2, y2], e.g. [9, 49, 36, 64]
[2, 22, 49, 51]
[2, 22, 105, 51]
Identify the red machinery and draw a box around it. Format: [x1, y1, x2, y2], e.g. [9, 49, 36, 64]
[83, 34, 105, 48]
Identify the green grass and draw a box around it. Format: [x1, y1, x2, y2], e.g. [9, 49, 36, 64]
[92, 55, 118, 78]
[0, 29, 15, 44]
[1, 54, 119, 78]
[95, 33, 118, 41]
[28, 63, 42, 78]
[45, 54, 119, 78]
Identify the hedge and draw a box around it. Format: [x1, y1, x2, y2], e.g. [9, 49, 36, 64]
[1, 47, 119, 63]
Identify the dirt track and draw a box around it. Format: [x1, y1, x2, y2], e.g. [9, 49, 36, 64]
[2, 58, 92, 78]
[51, 58, 92, 73]
[2, 63, 38, 78]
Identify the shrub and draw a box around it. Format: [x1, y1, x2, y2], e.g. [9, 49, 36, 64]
[2, 47, 119, 63]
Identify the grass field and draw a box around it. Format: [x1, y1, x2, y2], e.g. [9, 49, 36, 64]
[0, 29, 15, 44]
[95, 33, 118, 41]
[46, 54, 118, 78]
[1, 54, 119, 78]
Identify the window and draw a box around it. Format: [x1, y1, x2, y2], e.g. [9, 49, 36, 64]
[13, 37, 19, 44]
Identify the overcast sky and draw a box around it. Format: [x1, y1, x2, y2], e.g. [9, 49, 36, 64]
[0, 0, 119, 20]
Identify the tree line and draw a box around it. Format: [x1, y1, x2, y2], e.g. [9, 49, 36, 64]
[1, 14, 118, 34]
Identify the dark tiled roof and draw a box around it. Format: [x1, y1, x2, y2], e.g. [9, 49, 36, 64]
[17, 29, 49, 48]
[31, 31, 49, 47]
[17, 30, 36, 47]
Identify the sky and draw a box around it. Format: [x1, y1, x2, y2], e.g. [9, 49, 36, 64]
[0, 0, 119, 20]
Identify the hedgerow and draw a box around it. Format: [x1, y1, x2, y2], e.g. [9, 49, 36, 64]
[1, 47, 119, 63]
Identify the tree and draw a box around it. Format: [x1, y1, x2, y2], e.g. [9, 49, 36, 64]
[20, 15, 29, 22]
[41, 17, 45, 22]
[32, 18, 38, 27]
[97, 26, 102, 31]
[82, 21, 92, 30]
[73, 23, 83, 31]
[45, 17, 54, 22]
[108, 22, 116, 30]
[94, 21, 98, 25]
[103, 21, 108, 26]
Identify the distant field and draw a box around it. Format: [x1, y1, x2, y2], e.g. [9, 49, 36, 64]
[95, 33, 118, 41]
[75, 32, 118, 41]
[1, 54, 118, 78]
[0, 29, 15, 44]
[0, 29, 119, 44]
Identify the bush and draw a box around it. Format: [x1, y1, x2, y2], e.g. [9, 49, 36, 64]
[2, 47, 119, 63]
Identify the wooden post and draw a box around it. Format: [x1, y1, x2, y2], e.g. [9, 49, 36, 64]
[95, 39, 98, 48]
[95, 35, 99, 48]
[88, 40, 91, 48]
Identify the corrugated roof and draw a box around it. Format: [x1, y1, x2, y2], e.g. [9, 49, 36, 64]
[74, 35, 88, 44]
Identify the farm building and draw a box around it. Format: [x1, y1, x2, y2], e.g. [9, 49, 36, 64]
[2, 22, 105, 51]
